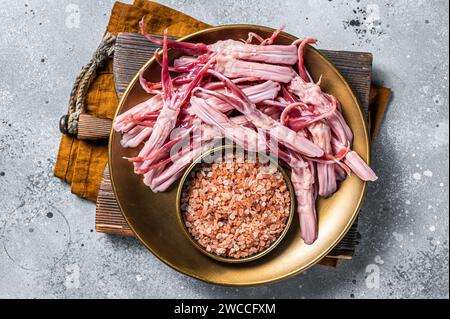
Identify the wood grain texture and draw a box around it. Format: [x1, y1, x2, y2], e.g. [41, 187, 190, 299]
[96, 165, 134, 236]
[113, 34, 175, 99]
[97, 32, 373, 260]
[77, 114, 112, 140]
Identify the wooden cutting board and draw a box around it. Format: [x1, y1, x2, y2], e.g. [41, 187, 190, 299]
[96, 32, 372, 262]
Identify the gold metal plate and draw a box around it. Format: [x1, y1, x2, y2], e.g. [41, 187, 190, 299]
[109, 25, 369, 286]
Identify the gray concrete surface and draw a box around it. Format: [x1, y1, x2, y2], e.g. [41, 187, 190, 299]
[0, 0, 448, 299]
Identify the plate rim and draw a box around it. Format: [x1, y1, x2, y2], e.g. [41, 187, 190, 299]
[109, 23, 370, 286]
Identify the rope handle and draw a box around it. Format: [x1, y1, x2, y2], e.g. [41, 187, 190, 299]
[59, 33, 116, 135]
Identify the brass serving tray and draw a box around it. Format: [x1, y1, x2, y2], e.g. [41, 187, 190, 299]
[109, 24, 370, 286]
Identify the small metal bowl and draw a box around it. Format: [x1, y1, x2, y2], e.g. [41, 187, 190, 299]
[176, 145, 296, 263]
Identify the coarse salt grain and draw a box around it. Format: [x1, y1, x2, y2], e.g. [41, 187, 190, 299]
[181, 155, 290, 259]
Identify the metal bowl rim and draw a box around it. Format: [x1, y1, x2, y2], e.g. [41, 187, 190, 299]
[175, 144, 296, 264]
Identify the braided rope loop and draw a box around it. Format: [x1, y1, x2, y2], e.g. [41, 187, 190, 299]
[64, 33, 116, 135]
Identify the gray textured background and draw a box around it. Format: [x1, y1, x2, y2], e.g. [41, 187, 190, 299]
[0, 0, 448, 299]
